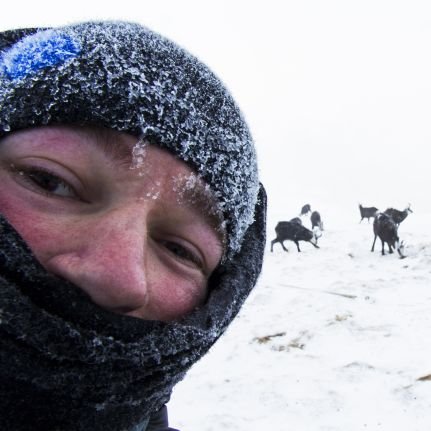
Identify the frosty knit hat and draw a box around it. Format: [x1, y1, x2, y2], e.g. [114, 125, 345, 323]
[0, 21, 260, 258]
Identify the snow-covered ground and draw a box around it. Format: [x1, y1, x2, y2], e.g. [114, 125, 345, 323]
[169, 203, 431, 431]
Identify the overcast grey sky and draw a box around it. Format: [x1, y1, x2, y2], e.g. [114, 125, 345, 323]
[2, 0, 430, 214]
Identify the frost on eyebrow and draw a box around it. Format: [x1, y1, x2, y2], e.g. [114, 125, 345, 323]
[144, 182, 161, 201]
[129, 136, 147, 176]
[172, 172, 226, 238]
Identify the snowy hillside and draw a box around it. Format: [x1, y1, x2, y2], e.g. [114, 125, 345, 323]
[169, 204, 431, 431]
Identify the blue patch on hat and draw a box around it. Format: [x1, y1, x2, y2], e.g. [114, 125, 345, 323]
[0, 30, 80, 80]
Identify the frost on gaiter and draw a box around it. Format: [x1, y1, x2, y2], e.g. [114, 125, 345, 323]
[0, 21, 259, 258]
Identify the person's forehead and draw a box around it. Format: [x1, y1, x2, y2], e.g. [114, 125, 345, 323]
[6, 124, 226, 235]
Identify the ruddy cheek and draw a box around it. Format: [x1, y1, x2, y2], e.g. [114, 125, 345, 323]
[0, 193, 31, 232]
[152, 277, 206, 320]
[0, 193, 61, 259]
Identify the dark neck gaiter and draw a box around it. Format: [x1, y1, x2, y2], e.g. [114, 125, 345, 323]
[0, 187, 266, 431]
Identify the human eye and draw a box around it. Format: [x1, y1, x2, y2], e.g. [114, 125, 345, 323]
[160, 239, 204, 270]
[13, 166, 77, 199]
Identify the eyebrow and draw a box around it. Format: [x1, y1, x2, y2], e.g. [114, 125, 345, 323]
[84, 127, 135, 166]
[79, 126, 227, 246]
[176, 182, 227, 258]
[179, 181, 226, 234]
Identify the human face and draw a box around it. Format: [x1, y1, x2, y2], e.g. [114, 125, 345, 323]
[0, 125, 224, 321]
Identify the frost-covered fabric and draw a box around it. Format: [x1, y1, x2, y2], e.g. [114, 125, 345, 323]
[0, 21, 259, 258]
[0, 187, 265, 430]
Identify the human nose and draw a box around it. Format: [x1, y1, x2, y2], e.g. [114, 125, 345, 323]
[45, 208, 150, 315]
